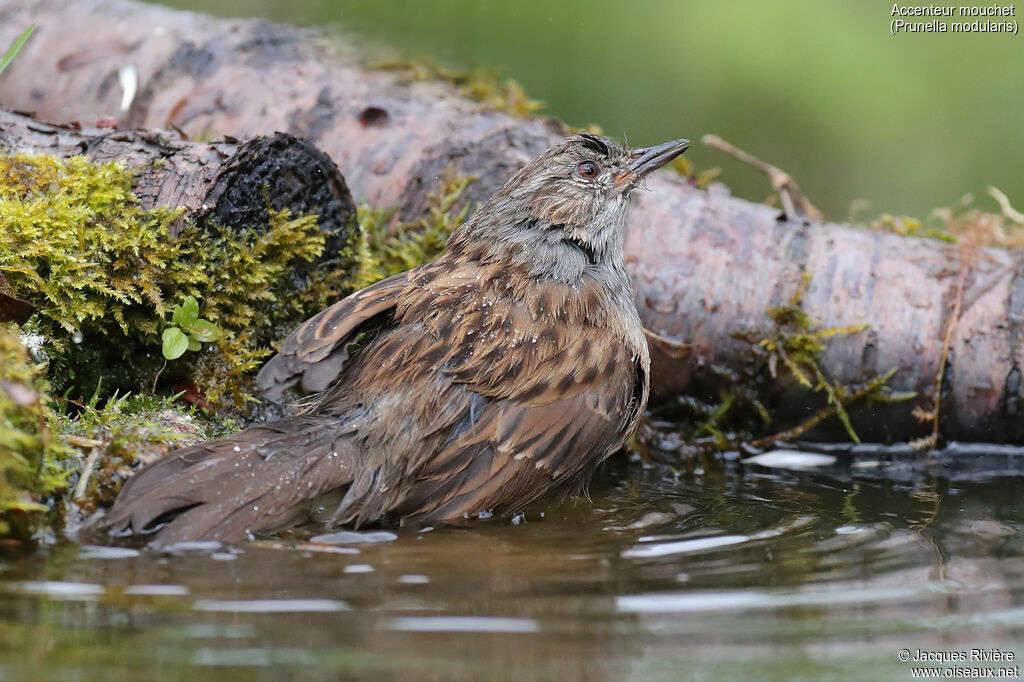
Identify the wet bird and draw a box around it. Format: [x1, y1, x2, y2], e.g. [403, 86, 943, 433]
[103, 133, 689, 546]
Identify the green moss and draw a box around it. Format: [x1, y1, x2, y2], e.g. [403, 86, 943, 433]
[869, 213, 955, 242]
[867, 188, 1024, 248]
[56, 390, 218, 515]
[371, 58, 543, 117]
[0, 323, 69, 539]
[0, 153, 363, 406]
[351, 167, 475, 287]
[645, 272, 913, 457]
[742, 272, 899, 444]
[671, 156, 722, 189]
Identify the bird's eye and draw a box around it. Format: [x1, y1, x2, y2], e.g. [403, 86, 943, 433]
[575, 161, 598, 179]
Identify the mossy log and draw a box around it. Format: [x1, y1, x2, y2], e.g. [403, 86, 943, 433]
[0, 108, 365, 405]
[0, 109, 356, 250]
[2, 0, 1023, 444]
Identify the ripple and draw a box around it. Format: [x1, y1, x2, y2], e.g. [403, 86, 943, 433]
[7, 581, 104, 598]
[310, 530, 398, 544]
[77, 545, 140, 560]
[160, 541, 224, 554]
[397, 574, 430, 584]
[621, 534, 749, 559]
[192, 647, 316, 666]
[744, 451, 837, 469]
[123, 584, 190, 596]
[193, 599, 350, 613]
[379, 617, 541, 633]
[615, 581, 989, 614]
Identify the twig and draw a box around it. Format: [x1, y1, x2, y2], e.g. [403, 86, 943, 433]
[702, 134, 822, 220]
[73, 448, 99, 500]
[912, 263, 968, 451]
[63, 435, 104, 449]
[151, 359, 166, 394]
[988, 186, 1024, 226]
[746, 368, 899, 449]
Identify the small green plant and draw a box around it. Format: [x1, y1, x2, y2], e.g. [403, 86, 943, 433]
[162, 296, 222, 360]
[0, 24, 34, 78]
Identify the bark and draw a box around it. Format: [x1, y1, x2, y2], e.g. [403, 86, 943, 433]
[0, 108, 357, 251]
[1, 0, 1022, 444]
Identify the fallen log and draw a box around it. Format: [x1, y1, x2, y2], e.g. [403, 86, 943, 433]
[0, 109, 356, 250]
[2, 0, 1022, 444]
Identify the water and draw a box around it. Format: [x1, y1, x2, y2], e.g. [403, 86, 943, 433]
[2, 453, 1022, 681]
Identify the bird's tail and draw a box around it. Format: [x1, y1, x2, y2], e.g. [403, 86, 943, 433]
[99, 415, 360, 547]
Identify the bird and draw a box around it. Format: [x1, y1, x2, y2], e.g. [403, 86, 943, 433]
[101, 132, 690, 546]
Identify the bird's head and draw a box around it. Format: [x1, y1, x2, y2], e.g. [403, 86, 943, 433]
[454, 133, 689, 280]
[519, 132, 690, 229]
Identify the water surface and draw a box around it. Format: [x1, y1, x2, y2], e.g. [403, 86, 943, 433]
[2, 451, 1022, 681]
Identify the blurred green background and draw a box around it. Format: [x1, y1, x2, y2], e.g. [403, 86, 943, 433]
[154, 0, 1022, 221]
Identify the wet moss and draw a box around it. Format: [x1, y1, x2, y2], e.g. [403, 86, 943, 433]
[751, 272, 872, 442]
[0, 323, 68, 540]
[0, 324, 223, 542]
[57, 390, 220, 518]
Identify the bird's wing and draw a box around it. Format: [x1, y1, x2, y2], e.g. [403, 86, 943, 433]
[341, 267, 650, 524]
[256, 270, 411, 401]
[394, 337, 645, 523]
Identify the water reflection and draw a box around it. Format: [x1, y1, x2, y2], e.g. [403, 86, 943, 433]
[1, 454, 1022, 680]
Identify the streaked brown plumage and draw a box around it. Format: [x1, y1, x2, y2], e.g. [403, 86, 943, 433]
[103, 133, 689, 546]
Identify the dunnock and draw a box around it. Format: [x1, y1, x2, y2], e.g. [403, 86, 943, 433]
[104, 133, 689, 545]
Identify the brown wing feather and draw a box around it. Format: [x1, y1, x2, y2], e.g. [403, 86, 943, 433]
[256, 270, 411, 401]
[317, 260, 648, 525]
[395, 339, 642, 523]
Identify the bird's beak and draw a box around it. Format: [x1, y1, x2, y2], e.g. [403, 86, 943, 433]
[616, 138, 690, 188]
